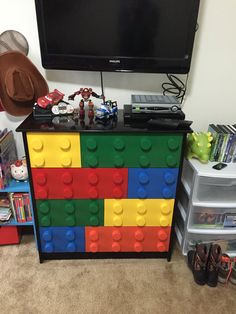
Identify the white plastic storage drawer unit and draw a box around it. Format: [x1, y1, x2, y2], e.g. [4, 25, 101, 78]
[175, 158, 236, 256]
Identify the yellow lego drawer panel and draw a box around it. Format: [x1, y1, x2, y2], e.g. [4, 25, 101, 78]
[27, 132, 81, 168]
[104, 199, 174, 227]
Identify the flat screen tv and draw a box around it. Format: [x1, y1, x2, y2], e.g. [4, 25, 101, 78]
[35, 0, 200, 74]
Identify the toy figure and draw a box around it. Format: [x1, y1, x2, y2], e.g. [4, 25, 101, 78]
[68, 88, 104, 118]
[95, 100, 118, 121]
[10, 159, 28, 182]
[186, 132, 213, 163]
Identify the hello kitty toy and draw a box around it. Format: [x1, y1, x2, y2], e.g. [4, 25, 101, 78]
[10, 159, 28, 182]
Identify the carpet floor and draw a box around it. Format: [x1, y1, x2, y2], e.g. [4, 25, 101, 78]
[0, 234, 235, 314]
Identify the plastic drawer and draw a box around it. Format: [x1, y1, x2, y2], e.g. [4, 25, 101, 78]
[189, 205, 236, 230]
[193, 176, 236, 205]
[184, 232, 236, 256]
[0, 226, 21, 245]
[181, 159, 194, 193]
[178, 183, 189, 218]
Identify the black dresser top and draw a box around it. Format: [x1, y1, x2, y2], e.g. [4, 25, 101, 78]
[16, 108, 191, 134]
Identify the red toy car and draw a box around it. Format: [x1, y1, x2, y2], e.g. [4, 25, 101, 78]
[37, 89, 65, 109]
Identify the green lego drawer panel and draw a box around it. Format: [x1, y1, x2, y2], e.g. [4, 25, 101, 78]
[104, 199, 174, 227]
[80, 133, 183, 168]
[27, 132, 81, 168]
[37, 199, 104, 227]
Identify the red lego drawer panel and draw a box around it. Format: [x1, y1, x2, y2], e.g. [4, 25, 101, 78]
[31, 168, 128, 199]
[85, 226, 171, 253]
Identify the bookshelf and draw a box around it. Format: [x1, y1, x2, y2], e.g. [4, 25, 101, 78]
[0, 180, 36, 231]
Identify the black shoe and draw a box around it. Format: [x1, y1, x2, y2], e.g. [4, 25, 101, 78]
[206, 244, 222, 287]
[187, 244, 208, 285]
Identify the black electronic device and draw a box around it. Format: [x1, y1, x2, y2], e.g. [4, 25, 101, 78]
[123, 104, 185, 125]
[35, 0, 200, 74]
[212, 163, 228, 170]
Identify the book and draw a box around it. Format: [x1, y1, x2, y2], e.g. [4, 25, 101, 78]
[217, 125, 229, 162]
[8, 192, 17, 221]
[22, 193, 32, 221]
[225, 125, 236, 162]
[208, 124, 220, 161]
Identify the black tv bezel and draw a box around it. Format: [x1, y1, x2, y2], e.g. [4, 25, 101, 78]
[35, 0, 200, 74]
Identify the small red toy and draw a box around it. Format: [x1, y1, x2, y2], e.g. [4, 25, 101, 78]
[37, 89, 64, 109]
[68, 88, 104, 118]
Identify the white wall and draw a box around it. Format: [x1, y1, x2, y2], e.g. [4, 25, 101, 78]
[0, 0, 236, 157]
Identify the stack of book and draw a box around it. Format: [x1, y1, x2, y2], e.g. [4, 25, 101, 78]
[9, 192, 32, 223]
[0, 193, 12, 223]
[0, 129, 18, 189]
[208, 124, 236, 162]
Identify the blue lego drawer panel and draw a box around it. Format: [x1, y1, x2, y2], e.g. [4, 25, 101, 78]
[128, 168, 179, 199]
[39, 227, 85, 253]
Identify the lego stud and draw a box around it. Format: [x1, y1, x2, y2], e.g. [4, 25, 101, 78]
[65, 216, 76, 226]
[65, 202, 75, 214]
[160, 216, 169, 227]
[136, 215, 146, 227]
[112, 187, 123, 199]
[86, 138, 97, 151]
[89, 242, 98, 253]
[42, 230, 52, 241]
[63, 187, 73, 199]
[90, 216, 99, 226]
[134, 230, 145, 242]
[162, 187, 173, 199]
[88, 173, 99, 185]
[137, 187, 147, 199]
[113, 137, 125, 151]
[112, 242, 121, 252]
[139, 155, 150, 168]
[32, 139, 43, 151]
[44, 243, 54, 253]
[37, 188, 48, 199]
[112, 230, 122, 241]
[89, 202, 99, 214]
[89, 230, 99, 241]
[87, 155, 98, 168]
[167, 138, 179, 151]
[41, 216, 51, 227]
[65, 229, 76, 241]
[113, 216, 123, 227]
[88, 187, 98, 199]
[62, 172, 73, 184]
[113, 202, 123, 215]
[157, 242, 166, 252]
[39, 202, 50, 214]
[66, 242, 76, 252]
[166, 155, 177, 167]
[164, 172, 175, 185]
[140, 138, 152, 151]
[59, 138, 71, 151]
[160, 202, 171, 215]
[60, 156, 72, 167]
[134, 242, 143, 252]
[112, 172, 123, 185]
[137, 203, 147, 215]
[157, 230, 168, 241]
[33, 156, 45, 167]
[138, 171, 149, 184]
[36, 173, 47, 185]
[113, 155, 124, 168]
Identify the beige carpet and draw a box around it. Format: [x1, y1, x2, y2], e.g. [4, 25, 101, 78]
[0, 234, 236, 314]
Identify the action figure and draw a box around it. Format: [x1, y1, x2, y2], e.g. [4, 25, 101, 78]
[68, 87, 105, 119]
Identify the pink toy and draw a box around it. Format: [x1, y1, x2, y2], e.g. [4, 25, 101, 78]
[10, 159, 28, 182]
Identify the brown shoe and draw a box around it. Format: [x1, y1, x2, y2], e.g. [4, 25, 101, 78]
[188, 244, 208, 285]
[206, 244, 222, 287]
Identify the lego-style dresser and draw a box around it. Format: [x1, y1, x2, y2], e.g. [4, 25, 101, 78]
[16, 111, 190, 262]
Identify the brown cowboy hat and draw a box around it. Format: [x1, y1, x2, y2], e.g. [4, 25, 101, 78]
[0, 51, 48, 116]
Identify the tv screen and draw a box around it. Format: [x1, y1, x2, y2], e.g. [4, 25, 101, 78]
[35, 0, 200, 74]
